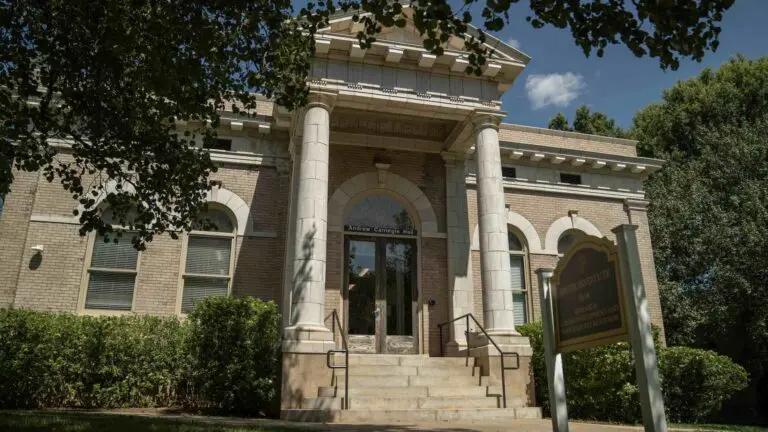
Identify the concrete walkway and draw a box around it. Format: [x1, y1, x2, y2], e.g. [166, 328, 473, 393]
[82, 409, 673, 432]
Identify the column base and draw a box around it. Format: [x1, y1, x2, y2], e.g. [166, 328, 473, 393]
[282, 324, 336, 354]
[468, 332, 536, 408]
[444, 340, 469, 356]
[468, 332, 533, 357]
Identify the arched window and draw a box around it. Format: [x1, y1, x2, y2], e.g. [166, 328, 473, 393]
[180, 206, 236, 313]
[557, 229, 584, 255]
[345, 194, 416, 235]
[508, 230, 529, 326]
[82, 206, 140, 311]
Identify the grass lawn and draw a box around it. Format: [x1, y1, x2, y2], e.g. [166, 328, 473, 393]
[2, 410, 767, 432]
[0, 411, 308, 432]
[673, 425, 768, 432]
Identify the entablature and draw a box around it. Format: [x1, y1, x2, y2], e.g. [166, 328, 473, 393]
[497, 141, 664, 178]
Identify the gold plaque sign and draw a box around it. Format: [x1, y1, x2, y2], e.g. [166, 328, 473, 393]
[551, 236, 629, 353]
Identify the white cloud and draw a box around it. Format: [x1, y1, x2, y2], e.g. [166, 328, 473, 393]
[506, 38, 521, 50]
[524, 72, 585, 110]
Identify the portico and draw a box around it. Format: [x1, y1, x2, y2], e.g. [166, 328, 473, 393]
[270, 6, 665, 418]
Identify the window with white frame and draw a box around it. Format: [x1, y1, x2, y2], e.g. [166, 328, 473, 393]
[508, 230, 529, 326]
[84, 231, 139, 311]
[180, 206, 236, 313]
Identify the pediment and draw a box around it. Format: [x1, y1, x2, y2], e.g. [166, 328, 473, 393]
[321, 6, 530, 65]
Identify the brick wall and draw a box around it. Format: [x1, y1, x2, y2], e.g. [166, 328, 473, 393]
[0, 170, 38, 307]
[626, 208, 666, 342]
[328, 145, 447, 232]
[499, 124, 638, 157]
[14, 222, 88, 311]
[3, 160, 288, 315]
[133, 234, 182, 315]
[323, 231, 344, 330]
[422, 237, 448, 356]
[466, 186, 666, 338]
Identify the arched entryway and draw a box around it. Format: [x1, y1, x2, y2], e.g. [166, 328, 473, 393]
[343, 193, 419, 354]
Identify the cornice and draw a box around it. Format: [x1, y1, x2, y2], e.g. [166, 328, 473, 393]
[498, 141, 664, 177]
[465, 173, 646, 201]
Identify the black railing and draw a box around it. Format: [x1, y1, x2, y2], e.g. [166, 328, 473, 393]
[326, 310, 349, 410]
[436, 313, 520, 409]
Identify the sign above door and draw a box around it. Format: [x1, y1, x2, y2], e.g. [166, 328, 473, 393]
[344, 225, 416, 236]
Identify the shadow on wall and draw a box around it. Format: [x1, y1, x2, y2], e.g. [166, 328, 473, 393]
[28, 251, 42, 270]
[231, 166, 288, 303]
[290, 223, 317, 327]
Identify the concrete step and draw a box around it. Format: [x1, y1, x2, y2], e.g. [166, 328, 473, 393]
[416, 365, 481, 376]
[303, 395, 500, 410]
[301, 397, 344, 410]
[408, 374, 482, 387]
[320, 384, 501, 398]
[281, 407, 543, 422]
[332, 365, 478, 377]
[336, 373, 499, 388]
[427, 386, 498, 397]
[341, 375, 410, 388]
[318, 385, 526, 407]
[336, 354, 472, 367]
[318, 385, 429, 397]
[333, 365, 419, 376]
[418, 396, 499, 409]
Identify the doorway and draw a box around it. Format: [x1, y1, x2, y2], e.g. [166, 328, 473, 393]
[345, 236, 418, 354]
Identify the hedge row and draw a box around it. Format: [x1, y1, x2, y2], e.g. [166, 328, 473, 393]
[518, 321, 749, 424]
[0, 297, 280, 416]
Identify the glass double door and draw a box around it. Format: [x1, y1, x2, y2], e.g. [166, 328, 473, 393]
[345, 236, 418, 354]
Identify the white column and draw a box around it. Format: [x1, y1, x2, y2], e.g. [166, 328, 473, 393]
[537, 268, 569, 432]
[443, 152, 475, 352]
[283, 91, 336, 350]
[613, 225, 668, 432]
[473, 112, 516, 336]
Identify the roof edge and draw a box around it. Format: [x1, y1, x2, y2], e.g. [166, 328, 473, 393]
[501, 123, 638, 147]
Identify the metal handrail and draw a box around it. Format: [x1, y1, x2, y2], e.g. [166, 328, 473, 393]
[436, 313, 520, 409]
[326, 310, 349, 410]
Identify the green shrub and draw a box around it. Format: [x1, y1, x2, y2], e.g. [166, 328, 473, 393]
[660, 346, 748, 423]
[185, 296, 280, 416]
[518, 321, 640, 423]
[518, 321, 748, 424]
[0, 296, 281, 416]
[0, 309, 186, 409]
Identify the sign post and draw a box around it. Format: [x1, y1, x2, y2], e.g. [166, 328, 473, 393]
[541, 227, 667, 432]
[612, 225, 667, 432]
[536, 268, 569, 432]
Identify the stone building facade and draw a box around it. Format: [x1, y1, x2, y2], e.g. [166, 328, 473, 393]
[0, 9, 665, 420]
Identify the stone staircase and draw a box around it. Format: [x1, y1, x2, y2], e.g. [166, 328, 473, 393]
[281, 353, 542, 422]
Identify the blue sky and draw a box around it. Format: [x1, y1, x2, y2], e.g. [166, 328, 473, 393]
[496, 1, 768, 128]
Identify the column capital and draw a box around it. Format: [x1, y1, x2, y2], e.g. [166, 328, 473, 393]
[307, 89, 338, 112]
[471, 110, 506, 132]
[611, 223, 640, 236]
[441, 151, 470, 166]
[624, 198, 650, 213]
